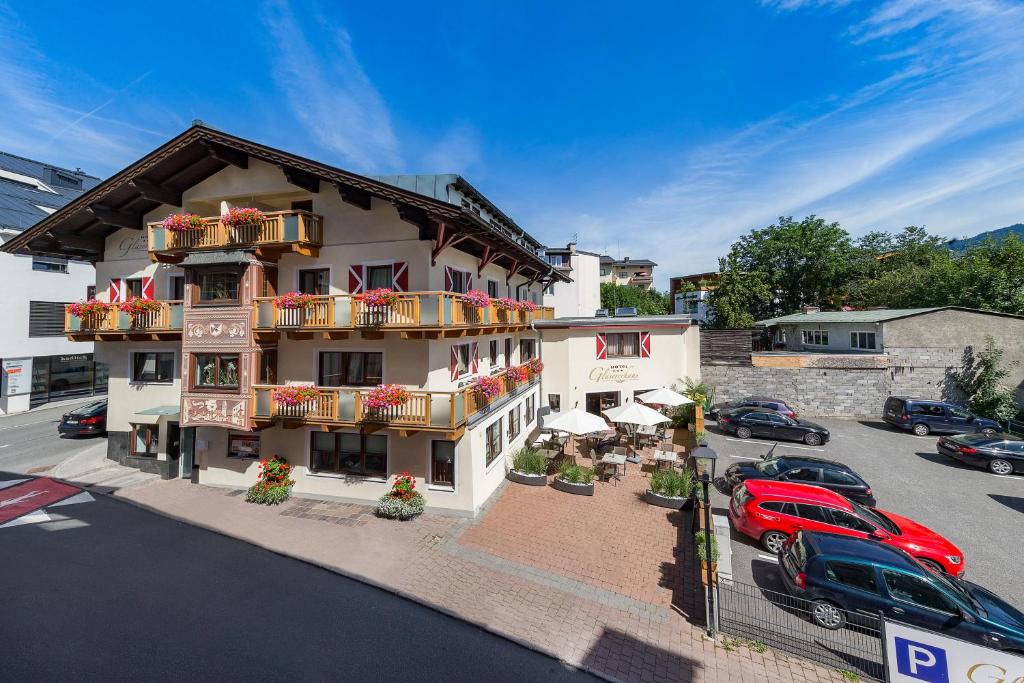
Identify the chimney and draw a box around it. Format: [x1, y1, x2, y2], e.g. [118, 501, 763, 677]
[801, 306, 820, 314]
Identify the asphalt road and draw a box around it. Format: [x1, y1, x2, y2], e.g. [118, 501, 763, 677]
[0, 399, 106, 475]
[0, 472, 592, 682]
[705, 417, 1024, 609]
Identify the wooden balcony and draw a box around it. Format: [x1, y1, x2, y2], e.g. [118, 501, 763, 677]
[65, 301, 184, 341]
[252, 293, 555, 340]
[251, 368, 540, 438]
[147, 210, 323, 262]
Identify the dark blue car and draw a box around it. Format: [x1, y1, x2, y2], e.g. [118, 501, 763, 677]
[883, 396, 1002, 437]
[779, 531, 1024, 654]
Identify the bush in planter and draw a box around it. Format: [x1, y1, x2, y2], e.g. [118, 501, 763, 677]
[694, 530, 719, 562]
[557, 461, 594, 485]
[650, 468, 694, 498]
[512, 447, 546, 475]
[375, 472, 426, 520]
[245, 456, 295, 505]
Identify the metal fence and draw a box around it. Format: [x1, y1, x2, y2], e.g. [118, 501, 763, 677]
[717, 578, 885, 681]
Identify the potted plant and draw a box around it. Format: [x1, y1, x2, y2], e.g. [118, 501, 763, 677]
[272, 385, 321, 409]
[507, 446, 548, 486]
[517, 300, 538, 315]
[694, 430, 708, 447]
[67, 299, 110, 330]
[375, 472, 425, 520]
[273, 291, 319, 309]
[644, 468, 695, 509]
[464, 289, 491, 309]
[506, 364, 530, 385]
[245, 456, 295, 505]
[222, 206, 266, 241]
[552, 461, 595, 496]
[358, 288, 400, 326]
[695, 530, 719, 585]
[472, 375, 503, 402]
[161, 212, 206, 233]
[492, 297, 518, 323]
[527, 358, 544, 376]
[363, 384, 411, 418]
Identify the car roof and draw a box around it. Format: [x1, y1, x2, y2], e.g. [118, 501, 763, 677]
[742, 396, 787, 403]
[950, 433, 1023, 445]
[742, 480, 854, 509]
[802, 532, 919, 567]
[776, 455, 851, 470]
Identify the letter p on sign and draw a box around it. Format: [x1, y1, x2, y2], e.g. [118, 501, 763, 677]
[895, 637, 949, 683]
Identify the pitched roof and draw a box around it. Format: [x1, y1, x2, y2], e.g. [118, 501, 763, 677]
[756, 306, 1024, 326]
[600, 255, 657, 267]
[0, 151, 100, 233]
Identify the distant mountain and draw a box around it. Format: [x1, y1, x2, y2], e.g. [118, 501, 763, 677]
[947, 223, 1024, 251]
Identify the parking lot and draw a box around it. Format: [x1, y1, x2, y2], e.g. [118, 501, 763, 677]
[704, 416, 1024, 610]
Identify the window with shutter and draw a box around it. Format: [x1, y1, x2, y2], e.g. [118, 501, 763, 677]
[347, 265, 365, 294]
[596, 333, 607, 360]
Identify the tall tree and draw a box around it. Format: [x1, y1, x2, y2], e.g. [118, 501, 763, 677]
[705, 254, 772, 328]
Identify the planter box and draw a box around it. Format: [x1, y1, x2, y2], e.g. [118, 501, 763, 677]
[552, 477, 594, 496]
[644, 490, 693, 509]
[507, 470, 547, 486]
[700, 560, 719, 586]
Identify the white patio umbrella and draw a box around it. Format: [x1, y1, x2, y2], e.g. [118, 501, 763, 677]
[544, 408, 612, 458]
[635, 387, 693, 408]
[604, 402, 672, 427]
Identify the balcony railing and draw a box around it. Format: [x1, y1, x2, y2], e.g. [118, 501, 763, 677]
[65, 301, 184, 337]
[147, 210, 323, 259]
[253, 293, 555, 334]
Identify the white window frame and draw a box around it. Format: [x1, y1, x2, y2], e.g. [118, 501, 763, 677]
[850, 330, 877, 350]
[426, 438, 457, 493]
[453, 342, 472, 379]
[485, 417, 504, 470]
[447, 267, 472, 294]
[801, 329, 829, 347]
[295, 265, 334, 294]
[129, 349, 177, 386]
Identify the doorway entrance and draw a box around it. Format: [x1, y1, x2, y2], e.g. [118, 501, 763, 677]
[178, 427, 196, 479]
[585, 391, 620, 416]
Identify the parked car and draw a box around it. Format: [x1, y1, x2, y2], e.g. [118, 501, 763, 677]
[779, 531, 1024, 652]
[882, 396, 1002, 437]
[57, 400, 107, 437]
[717, 407, 830, 446]
[729, 479, 964, 575]
[721, 455, 876, 506]
[710, 396, 797, 421]
[937, 434, 1024, 476]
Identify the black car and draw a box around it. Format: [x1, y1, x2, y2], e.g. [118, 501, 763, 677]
[58, 400, 107, 437]
[710, 396, 797, 421]
[718, 407, 830, 446]
[937, 434, 1024, 476]
[882, 396, 1002, 437]
[721, 455, 875, 506]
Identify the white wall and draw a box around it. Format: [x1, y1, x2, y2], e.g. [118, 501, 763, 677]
[544, 252, 600, 317]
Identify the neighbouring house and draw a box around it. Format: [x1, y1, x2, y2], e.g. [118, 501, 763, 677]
[542, 242, 601, 317]
[701, 307, 1024, 418]
[535, 312, 700, 416]
[599, 255, 657, 290]
[668, 270, 719, 323]
[0, 151, 102, 414]
[0, 124, 570, 515]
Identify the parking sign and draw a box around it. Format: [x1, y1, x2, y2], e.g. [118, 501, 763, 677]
[885, 621, 1024, 683]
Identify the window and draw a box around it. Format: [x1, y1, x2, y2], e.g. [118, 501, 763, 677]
[525, 395, 536, 425]
[829, 509, 876, 533]
[515, 284, 528, 301]
[131, 352, 174, 383]
[125, 278, 143, 299]
[850, 331, 876, 350]
[28, 301, 67, 337]
[949, 406, 971, 419]
[430, 440, 456, 490]
[489, 340, 499, 367]
[882, 571, 957, 613]
[911, 403, 945, 417]
[548, 394, 561, 411]
[765, 413, 790, 425]
[546, 253, 566, 266]
[259, 350, 277, 385]
[606, 332, 640, 358]
[801, 329, 829, 346]
[198, 271, 240, 303]
[32, 256, 68, 273]
[170, 276, 185, 300]
[795, 504, 831, 523]
[453, 344, 471, 378]
[508, 406, 521, 440]
[786, 468, 820, 482]
[318, 352, 382, 386]
[486, 280, 499, 298]
[86, 285, 96, 300]
[618, 270, 628, 278]
[823, 470, 860, 486]
[311, 432, 387, 477]
[519, 339, 537, 361]
[504, 338, 512, 367]
[131, 424, 159, 456]
[448, 269, 469, 294]
[760, 501, 797, 516]
[298, 269, 330, 295]
[545, 283, 555, 296]
[486, 419, 503, 466]
[228, 433, 260, 459]
[825, 562, 880, 594]
[600, 268, 610, 276]
[366, 265, 393, 290]
[193, 354, 240, 389]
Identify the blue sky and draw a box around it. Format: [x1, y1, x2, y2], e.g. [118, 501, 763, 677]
[2, 0, 1023, 287]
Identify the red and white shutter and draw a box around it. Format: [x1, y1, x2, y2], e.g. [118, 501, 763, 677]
[348, 265, 364, 294]
[596, 333, 607, 360]
[640, 331, 651, 358]
[141, 275, 155, 301]
[450, 346, 459, 381]
[391, 262, 408, 292]
[444, 266, 454, 292]
[108, 278, 125, 302]
[470, 342, 479, 374]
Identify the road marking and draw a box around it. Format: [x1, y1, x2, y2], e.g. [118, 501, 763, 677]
[0, 445, 9, 449]
[0, 478, 81, 525]
[0, 418, 59, 432]
[728, 455, 760, 460]
[757, 554, 780, 563]
[723, 438, 825, 452]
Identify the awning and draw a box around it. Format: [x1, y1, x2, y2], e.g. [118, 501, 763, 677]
[130, 405, 180, 424]
[178, 250, 250, 266]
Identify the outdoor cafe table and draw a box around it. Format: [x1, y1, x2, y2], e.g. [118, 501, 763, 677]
[600, 452, 627, 481]
[653, 449, 678, 470]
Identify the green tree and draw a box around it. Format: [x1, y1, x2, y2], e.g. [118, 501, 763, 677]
[704, 253, 772, 328]
[954, 335, 1019, 421]
[599, 283, 670, 315]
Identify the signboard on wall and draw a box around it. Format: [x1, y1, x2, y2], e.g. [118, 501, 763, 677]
[884, 619, 1024, 683]
[1, 358, 31, 396]
[588, 364, 641, 384]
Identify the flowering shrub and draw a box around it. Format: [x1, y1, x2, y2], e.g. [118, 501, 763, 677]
[273, 385, 321, 407]
[517, 300, 538, 312]
[245, 456, 295, 505]
[117, 298, 162, 315]
[507, 364, 531, 384]
[464, 289, 491, 308]
[492, 297, 518, 311]
[473, 374, 503, 399]
[273, 291, 319, 309]
[360, 288, 400, 307]
[375, 472, 425, 520]
[161, 212, 206, 232]
[68, 299, 109, 317]
[364, 384, 411, 410]
[221, 206, 266, 227]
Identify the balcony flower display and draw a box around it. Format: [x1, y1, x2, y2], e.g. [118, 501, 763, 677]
[117, 298, 163, 315]
[517, 300, 538, 313]
[364, 383, 411, 410]
[493, 297, 518, 310]
[273, 291, 319, 309]
[527, 358, 544, 375]
[507, 364, 531, 384]
[68, 299, 109, 317]
[221, 206, 266, 227]
[245, 456, 295, 506]
[272, 385, 322, 407]
[375, 472, 425, 520]
[464, 289, 491, 309]
[360, 288, 400, 307]
[473, 374, 503, 399]
[160, 212, 205, 233]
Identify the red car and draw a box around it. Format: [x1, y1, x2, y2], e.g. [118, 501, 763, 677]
[728, 479, 965, 576]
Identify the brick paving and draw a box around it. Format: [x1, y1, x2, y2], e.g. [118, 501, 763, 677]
[117, 455, 851, 683]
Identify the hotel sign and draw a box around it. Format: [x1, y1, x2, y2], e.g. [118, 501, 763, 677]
[589, 364, 640, 384]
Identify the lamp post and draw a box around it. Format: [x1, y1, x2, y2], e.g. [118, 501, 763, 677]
[691, 445, 718, 637]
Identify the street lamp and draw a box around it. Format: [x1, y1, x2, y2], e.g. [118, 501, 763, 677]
[691, 445, 718, 636]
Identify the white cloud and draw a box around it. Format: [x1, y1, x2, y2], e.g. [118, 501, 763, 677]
[421, 122, 483, 176]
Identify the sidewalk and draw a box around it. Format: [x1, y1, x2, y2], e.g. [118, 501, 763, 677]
[112, 477, 848, 683]
[54, 442, 159, 493]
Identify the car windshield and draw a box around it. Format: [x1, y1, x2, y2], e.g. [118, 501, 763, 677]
[756, 459, 786, 476]
[937, 573, 985, 615]
[850, 501, 900, 535]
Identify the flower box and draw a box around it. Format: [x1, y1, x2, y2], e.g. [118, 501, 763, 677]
[118, 298, 163, 316]
[518, 300, 538, 313]
[68, 300, 110, 318]
[464, 289, 491, 309]
[273, 385, 322, 407]
[221, 207, 266, 228]
[473, 375, 503, 400]
[507, 470, 547, 486]
[274, 292, 319, 309]
[364, 384, 411, 411]
[507, 365, 530, 384]
[552, 477, 594, 496]
[161, 212, 205, 233]
[360, 288, 400, 307]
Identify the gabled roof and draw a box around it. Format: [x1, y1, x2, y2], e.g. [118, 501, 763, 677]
[0, 151, 100, 233]
[600, 255, 657, 267]
[0, 124, 568, 283]
[756, 306, 1024, 326]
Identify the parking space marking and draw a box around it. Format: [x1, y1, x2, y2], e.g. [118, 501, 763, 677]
[724, 438, 825, 452]
[757, 554, 779, 563]
[728, 455, 760, 460]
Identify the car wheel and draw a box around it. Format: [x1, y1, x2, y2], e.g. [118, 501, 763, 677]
[810, 601, 846, 630]
[803, 433, 822, 446]
[736, 426, 752, 439]
[912, 423, 930, 436]
[917, 557, 946, 574]
[981, 428, 997, 437]
[989, 459, 1014, 476]
[761, 531, 788, 554]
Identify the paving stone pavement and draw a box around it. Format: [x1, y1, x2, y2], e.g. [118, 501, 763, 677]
[117, 477, 852, 683]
